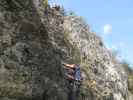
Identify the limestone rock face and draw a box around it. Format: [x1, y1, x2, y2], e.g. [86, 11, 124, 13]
[0, 0, 131, 100]
[63, 16, 129, 100]
[0, 0, 67, 100]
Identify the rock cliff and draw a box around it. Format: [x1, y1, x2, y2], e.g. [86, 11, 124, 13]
[0, 0, 132, 100]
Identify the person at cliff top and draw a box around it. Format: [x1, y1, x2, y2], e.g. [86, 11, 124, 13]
[62, 63, 83, 100]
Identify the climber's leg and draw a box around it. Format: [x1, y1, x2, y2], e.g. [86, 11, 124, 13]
[67, 81, 81, 100]
[67, 81, 74, 100]
[73, 81, 81, 100]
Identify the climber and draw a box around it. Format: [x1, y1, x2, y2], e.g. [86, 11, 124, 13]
[62, 63, 83, 100]
[63, 63, 83, 81]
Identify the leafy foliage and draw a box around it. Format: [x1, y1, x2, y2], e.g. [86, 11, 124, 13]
[68, 11, 76, 16]
[122, 61, 133, 74]
[43, 0, 48, 7]
[121, 61, 133, 94]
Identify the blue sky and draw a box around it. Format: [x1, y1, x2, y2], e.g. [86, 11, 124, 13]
[49, 0, 133, 68]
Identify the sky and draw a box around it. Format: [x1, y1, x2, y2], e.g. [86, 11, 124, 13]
[49, 0, 133, 68]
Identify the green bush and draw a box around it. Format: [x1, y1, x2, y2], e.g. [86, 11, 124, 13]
[64, 32, 70, 40]
[121, 61, 133, 94]
[43, 0, 48, 7]
[128, 75, 133, 94]
[68, 11, 76, 16]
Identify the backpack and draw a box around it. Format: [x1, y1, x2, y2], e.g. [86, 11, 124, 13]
[74, 64, 83, 81]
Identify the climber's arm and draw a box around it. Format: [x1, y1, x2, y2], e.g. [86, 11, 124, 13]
[63, 63, 75, 69]
[65, 74, 74, 80]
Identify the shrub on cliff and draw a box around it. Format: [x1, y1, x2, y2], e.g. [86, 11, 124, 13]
[122, 61, 133, 94]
